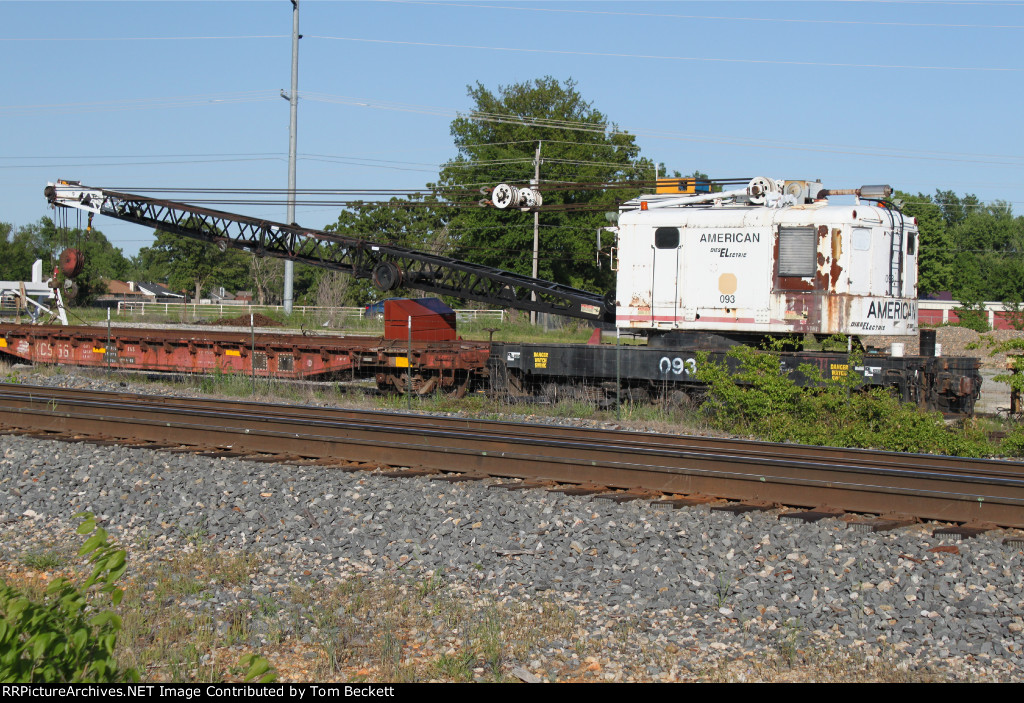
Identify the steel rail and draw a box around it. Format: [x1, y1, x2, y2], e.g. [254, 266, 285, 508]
[0, 385, 1021, 527]
[9, 384, 1020, 480]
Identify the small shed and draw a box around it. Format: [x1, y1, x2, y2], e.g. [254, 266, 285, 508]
[384, 298, 457, 342]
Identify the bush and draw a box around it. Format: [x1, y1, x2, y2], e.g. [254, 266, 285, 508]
[999, 426, 1024, 458]
[952, 303, 990, 333]
[695, 345, 992, 456]
[0, 514, 138, 683]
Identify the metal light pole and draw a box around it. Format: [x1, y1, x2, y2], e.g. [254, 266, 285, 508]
[282, 0, 300, 314]
[531, 141, 541, 325]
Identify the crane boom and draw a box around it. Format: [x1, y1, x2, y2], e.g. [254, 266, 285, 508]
[45, 181, 613, 322]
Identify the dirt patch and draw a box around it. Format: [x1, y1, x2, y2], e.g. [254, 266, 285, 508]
[199, 313, 283, 328]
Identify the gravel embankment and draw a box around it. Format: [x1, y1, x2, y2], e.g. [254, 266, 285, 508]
[1, 429, 1022, 682]
[1, 352, 1023, 682]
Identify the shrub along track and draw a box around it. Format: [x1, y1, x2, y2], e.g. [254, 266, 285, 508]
[0, 383, 1021, 530]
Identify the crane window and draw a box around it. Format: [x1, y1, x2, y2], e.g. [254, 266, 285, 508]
[852, 228, 871, 251]
[907, 230, 917, 255]
[654, 227, 680, 249]
[778, 226, 816, 277]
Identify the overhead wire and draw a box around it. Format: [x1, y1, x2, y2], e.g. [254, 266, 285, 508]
[303, 93, 1024, 166]
[306, 35, 1023, 72]
[380, 0, 1024, 30]
[0, 91, 279, 115]
[5, 89, 1017, 168]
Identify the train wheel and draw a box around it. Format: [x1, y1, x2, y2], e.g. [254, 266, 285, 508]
[416, 375, 439, 395]
[662, 388, 697, 410]
[447, 372, 471, 399]
[624, 386, 650, 404]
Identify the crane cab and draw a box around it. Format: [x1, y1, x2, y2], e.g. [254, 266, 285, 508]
[613, 179, 919, 339]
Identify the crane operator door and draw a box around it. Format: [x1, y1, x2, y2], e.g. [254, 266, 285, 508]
[651, 227, 681, 326]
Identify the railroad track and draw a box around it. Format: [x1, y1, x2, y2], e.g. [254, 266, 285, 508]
[0, 383, 1022, 529]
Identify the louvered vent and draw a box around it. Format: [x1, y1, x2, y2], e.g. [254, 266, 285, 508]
[778, 226, 816, 277]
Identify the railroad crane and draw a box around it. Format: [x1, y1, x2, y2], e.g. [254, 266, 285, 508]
[39, 178, 980, 413]
[45, 177, 918, 345]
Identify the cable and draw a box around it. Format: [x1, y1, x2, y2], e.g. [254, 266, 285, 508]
[303, 93, 1024, 166]
[306, 35, 1024, 72]
[2, 35, 289, 42]
[0, 91, 279, 115]
[0, 157, 286, 170]
[381, 0, 1024, 30]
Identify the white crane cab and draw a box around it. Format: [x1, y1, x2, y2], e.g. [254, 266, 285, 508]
[613, 178, 919, 339]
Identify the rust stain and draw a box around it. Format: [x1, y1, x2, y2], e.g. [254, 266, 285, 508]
[830, 228, 844, 290]
[822, 292, 853, 333]
[630, 295, 651, 315]
[785, 293, 816, 333]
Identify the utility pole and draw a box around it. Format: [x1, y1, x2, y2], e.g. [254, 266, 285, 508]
[531, 140, 541, 325]
[282, 0, 300, 314]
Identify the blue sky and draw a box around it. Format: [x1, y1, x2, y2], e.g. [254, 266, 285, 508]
[2, 0, 1022, 256]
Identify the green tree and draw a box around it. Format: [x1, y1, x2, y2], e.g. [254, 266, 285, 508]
[291, 261, 324, 305]
[0, 218, 132, 304]
[0, 220, 50, 282]
[896, 190, 1024, 304]
[896, 191, 953, 295]
[136, 229, 249, 301]
[322, 194, 450, 305]
[947, 201, 1024, 303]
[432, 77, 655, 294]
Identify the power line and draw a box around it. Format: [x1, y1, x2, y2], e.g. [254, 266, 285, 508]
[383, 0, 1024, 30]
[0, 91, 278, 115]
[0, 157, 286, 170]
[303, 93, 1024, 166]
[1, 35, 289, 42]
[8, 87, 1015, 168]
[307, 35, 1023, 72]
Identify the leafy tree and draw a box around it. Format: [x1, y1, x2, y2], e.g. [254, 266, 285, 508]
[897, 190, 1024, 304]
[0, 218, 131, 304]
[0, 221, 49, 282]
[322, 194, 450, 305]
[432, 77, 655, 294]
[136, 229, 249, 301]
[291, 262, 324, 305]
[319, 78, 658, 305]
[896, 191, 953, 295]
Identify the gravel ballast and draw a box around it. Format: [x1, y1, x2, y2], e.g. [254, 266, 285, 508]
[1, 343, 1022, 682]
[1, 430, 1022, 682]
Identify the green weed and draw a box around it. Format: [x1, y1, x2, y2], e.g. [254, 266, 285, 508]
[694, 345, 994, 456]
[19, 550, 64, 570]
[431, 650, 474, 682]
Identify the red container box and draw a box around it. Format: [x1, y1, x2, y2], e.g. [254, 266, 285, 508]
[384, 298, 457, 342]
